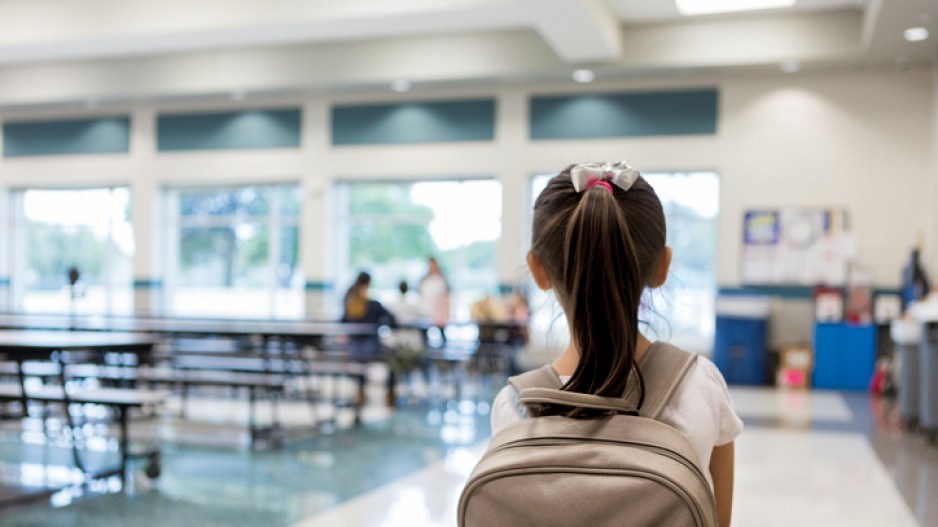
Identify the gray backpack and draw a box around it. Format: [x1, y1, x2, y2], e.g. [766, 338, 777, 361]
[458, 343, 717, 527]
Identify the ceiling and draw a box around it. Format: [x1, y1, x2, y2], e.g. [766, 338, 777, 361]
[0, 0, 934, 108]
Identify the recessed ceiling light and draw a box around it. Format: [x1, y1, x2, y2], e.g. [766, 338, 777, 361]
[230, 90, 246, 101]
[676, 0, 795, 16]
[780, 60, 802, 73]
[390, 79, 412, 93]
[572, 69, 595, 83]
[904, 27, 929, 42]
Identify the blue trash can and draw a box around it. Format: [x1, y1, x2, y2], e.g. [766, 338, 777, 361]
[813, 323, 877, 390]
[712, 296, 771, 385]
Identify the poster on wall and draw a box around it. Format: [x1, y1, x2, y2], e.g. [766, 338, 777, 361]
[741, 208, 850, 286]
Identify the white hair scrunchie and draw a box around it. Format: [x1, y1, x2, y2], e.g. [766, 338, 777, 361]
[570, 162, 641, 193]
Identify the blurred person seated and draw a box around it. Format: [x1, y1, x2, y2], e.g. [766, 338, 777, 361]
[505, 290, 531, 347]
[469, 291, 531, 375]
[383, 280, 429, 392]
[388, 280, 423, 325]
[470, 294, 513, 375]
[470, 295, 510, 323]
[341, 271, 395, 356]
[342, 271, 397, 405]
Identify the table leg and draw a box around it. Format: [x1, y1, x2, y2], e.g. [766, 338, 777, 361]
[248, 386, 257, 448]
[55, 349, 86, 475]
[15, 357, 27, 418]
[118, 407, 128, 488]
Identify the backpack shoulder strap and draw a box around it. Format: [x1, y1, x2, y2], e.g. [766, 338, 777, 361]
[630, 343, 698, 420]
[508, 364, 564, 393]
[507, 346, 696, 419]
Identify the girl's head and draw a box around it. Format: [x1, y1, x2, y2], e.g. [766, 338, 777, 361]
[428, 257, 441, 275]
[528, 163, 670, 411]
[354, 271, 372, 289]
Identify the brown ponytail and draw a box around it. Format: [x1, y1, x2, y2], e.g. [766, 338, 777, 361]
[531, 166, 666, 416]
[344, 271, 372, 320]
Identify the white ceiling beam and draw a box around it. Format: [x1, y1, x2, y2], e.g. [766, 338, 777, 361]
[0, 31, 566, 107]
[617, 10, 864, 68]
[529, 0, 625, 62]
[0, 0, 528, 65]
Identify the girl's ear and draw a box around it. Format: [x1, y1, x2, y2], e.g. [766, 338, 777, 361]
[649, 246, 672, 289]
[527, 252, 552, 291]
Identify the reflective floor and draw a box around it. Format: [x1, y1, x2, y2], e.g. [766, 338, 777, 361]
[1, 378, 936, 527]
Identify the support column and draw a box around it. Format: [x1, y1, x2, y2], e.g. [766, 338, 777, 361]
[0, 121, 9, 310]
[0, 183, 10, 312]
[928, 65, 938, 283]
[130, 108, 162, 314]
[495, 90, 531, 295]
[300, 99, 335, 318]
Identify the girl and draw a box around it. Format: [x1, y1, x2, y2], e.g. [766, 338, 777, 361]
[341, 271, 395, 355]
[490, 162, 743, 527]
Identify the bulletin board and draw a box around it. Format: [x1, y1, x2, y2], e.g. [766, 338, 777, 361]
[741, 208, 851, 286]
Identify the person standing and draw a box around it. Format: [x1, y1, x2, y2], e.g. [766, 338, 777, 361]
[419, 257, 451, 340]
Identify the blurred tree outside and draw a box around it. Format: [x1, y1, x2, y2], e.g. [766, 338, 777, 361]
[26, 222, 106, 288]
[347, 184, 437, 268]
[341, 181, 503, 318]
[177, 186, 298, 288]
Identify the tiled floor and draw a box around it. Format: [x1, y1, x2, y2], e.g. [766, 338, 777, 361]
[1, 380, 937, 526]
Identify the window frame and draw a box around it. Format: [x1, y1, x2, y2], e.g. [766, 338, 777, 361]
[332, 177, 503, 320]
[9, 185, 134, 315]
[163, 181, 303, 319]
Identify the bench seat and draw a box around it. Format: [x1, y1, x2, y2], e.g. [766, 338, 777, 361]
[0, 362, 139, 380]
[140, 368, 286, 388]
[0, 383, 170, 407]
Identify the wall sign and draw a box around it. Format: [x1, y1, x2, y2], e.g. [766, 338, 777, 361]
[741, 208, 850, 286]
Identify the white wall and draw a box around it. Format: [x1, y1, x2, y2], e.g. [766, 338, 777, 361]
[0, 65, 934, 315]
[930, 64, 938, 281]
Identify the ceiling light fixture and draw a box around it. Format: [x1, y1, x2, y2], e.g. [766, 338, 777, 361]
[904, 27, 929, 42]
[390, 79, 412, 93]
[779, 60, 802, 73]
[230, 90, 246, 101]
[572, 69, 595, 83]
[676, 0, 795, 16]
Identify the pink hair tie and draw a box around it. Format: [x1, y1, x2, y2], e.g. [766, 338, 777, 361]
[584, 179, 614, 194]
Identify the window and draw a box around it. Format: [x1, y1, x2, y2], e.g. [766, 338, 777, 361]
[11, 188, 133, 314]
[165, 184, 302, 319]
[529, 171, 719, 353]
[334, 180, 502, 320]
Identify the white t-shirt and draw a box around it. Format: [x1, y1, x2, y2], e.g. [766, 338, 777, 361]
[490, 347, 744, 488]
[388, 295, 423, 324]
